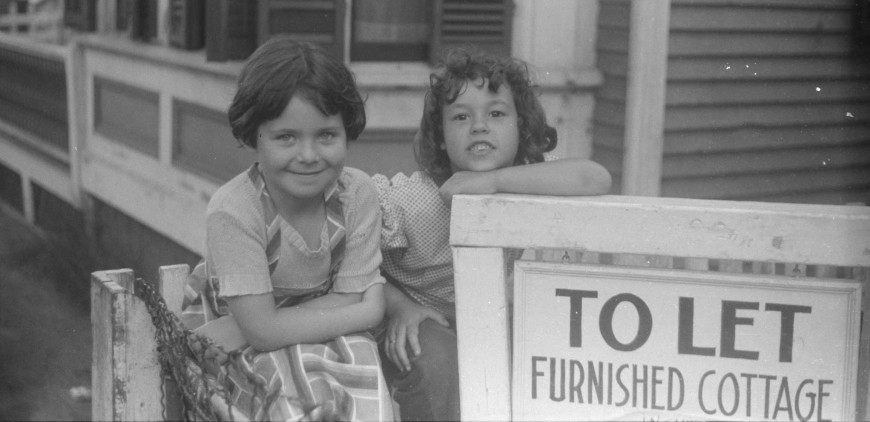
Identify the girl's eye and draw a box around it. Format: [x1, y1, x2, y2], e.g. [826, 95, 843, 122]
[451, 113, 469, 121]
[277, 134, 296, 143]
[318, 132, 338, 143]
[490, 110, 506, 117]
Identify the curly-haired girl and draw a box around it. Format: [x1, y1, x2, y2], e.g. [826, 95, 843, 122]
[373, 48, 612, 420]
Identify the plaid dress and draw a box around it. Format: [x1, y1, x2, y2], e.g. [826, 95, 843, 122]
[183, 164, 396, 421]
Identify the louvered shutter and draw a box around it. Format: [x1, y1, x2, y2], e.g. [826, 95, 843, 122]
[431, 0, 513, 63]
[257, 0, 347, 60]
[206, 0, 257, 62]
[129, 0, 158, 42]
[64, 0, 96, 31]
[168, 0, 205, 50]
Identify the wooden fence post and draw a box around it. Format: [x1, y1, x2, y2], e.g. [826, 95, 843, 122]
[91, 269, 163, 421]
[453, 247, 510, 421]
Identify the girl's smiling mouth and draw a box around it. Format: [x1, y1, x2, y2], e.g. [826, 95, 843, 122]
[468, 141, 495, 153]
[288, 169, 325, 176]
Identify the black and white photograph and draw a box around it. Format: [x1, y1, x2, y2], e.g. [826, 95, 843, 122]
[1, 1, 868, 421]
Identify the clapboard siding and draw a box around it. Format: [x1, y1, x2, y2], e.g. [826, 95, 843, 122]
[593, 0, 870, 204]
[597, 99, 870, 131]
[601, 54, 870, 81]
[601, 78, 870, 105]
[598, 125, 869, 154]
[663, 167, 870, 200]
[595, 141, 870, 178]
[670, 32, 855, 57]
[670, 4, 853, 32]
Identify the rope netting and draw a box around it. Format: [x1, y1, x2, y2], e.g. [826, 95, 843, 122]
[133, 277, 333, 422]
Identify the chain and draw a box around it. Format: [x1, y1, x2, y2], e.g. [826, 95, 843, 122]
[134, 276, 236, 421]
[133, 277, 333, 421]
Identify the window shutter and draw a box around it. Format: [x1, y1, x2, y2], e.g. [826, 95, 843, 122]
[206, 0, 258, 62]
[64, 0, 96, 32]
[169, 0, 205, 50]
[129, 0, 158, 42]
[258, 0, 346, 60]
[430, 0, 513, 63]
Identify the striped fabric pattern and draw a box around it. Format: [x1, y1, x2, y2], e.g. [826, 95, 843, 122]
[217, 334, 394, 421]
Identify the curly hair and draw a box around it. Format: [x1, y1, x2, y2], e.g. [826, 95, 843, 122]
[415, 48, 557, 186]
[228, 36, 366, 149]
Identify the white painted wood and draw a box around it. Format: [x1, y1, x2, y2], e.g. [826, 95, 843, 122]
[158, 92, 173, 165]
[453, 247, 511, 421]
[21, 173, 34, 223]
[96, 0, 117, 33]
[450, 194, 870, 267]
[622, 0, 671, 196]
[66, 39, 85, 207]
[156, 0, 170, 46]
[857, 268, 870, 419]
[82, 135, 211, 254]
[90, 270, 123, 421]
[0, 127, 74, 222]
[158, 264, 189, 315]
[91, 269, 163, 421]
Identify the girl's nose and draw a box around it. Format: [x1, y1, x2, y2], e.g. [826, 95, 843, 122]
[297, 140, 319, 162]
[471, 117, 489, 134]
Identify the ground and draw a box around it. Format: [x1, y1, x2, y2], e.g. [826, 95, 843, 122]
[0, 207, 91, 421]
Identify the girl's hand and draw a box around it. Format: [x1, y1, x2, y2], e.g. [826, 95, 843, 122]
[385, 301, 449, 372]
[439, 170, 498, 202]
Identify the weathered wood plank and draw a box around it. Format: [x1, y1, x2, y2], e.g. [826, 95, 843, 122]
[453, 247, 510, 421]
[856, 267, 870, 419]
[91, 269, 163, 421]
[158, 264, 189, 315]
[621, 0, 670, 196]
[91, 271, 124, 422]
[450, 194, 870, 267]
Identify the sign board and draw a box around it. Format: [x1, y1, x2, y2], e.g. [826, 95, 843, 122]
[512, 261, 862, 421]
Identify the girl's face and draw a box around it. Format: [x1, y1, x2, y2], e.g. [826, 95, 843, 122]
[256, 95, 347, 206]
[442, 78, 520, 173]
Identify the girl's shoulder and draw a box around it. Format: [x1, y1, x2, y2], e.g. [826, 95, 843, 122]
[338, 166, 378, 197]
[371, 171, 444, 221]
[336, 166, 383, 211]
[371, 171, 438, 199]
[207, 167, 261, 217]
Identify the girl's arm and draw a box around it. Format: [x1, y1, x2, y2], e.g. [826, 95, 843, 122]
[439, 157, 612, 200]
[228, 283, 384, 351]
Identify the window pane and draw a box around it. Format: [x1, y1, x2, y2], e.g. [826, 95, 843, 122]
[351, 0, 431, 62]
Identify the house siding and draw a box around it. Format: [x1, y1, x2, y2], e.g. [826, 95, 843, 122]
[594, 0, 870, 204]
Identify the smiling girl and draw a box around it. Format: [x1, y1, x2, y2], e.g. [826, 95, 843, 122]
[373, 49, 612, 421]
[188, 37, 395, 421]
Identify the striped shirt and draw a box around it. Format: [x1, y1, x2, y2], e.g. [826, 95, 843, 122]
[205, 165, 385, 298]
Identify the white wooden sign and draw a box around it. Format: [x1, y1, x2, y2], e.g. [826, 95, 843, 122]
[512, 261, 862, 421]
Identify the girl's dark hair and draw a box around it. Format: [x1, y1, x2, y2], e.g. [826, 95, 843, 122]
[415, 48, 557, 185]
[228, 37, 366, 148]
